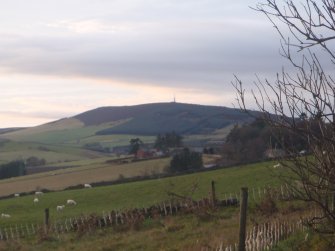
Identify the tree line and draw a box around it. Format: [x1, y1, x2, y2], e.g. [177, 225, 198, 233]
[0, 160, 26, 179]
[220, 116, 323, 164]
[129, 131, 202, 173]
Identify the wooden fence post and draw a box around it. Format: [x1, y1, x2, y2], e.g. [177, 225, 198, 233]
[44, 208, 50, 231]
[238, 187, 248, 251]
[211, 180, 216, 207]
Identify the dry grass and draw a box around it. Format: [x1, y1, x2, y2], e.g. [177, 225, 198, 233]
[0, 207, 241, 251]
[2, 118, 84, 141]
[0, 201, 316, 251]
[0, 158, 170, 196]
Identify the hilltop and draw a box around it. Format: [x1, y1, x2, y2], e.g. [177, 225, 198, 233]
[1, 102, 254, 141]
[0, 102, 254, 165]
[74, 102, 253, 135]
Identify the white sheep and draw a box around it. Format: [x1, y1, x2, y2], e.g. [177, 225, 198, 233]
[84, 183, 92, 188]
[35, 191, 44, 195]
[14, 193, 20, 197]
[273, 163, 281, 168]
[33, 197, 39, 203]
[299, 150, 307, 155]
[56, 205, 65, 211]
[1, 213, 11, 218]
[67, 199, 77, 206]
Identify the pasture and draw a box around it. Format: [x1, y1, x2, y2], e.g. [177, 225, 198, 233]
[0, 158, 171, 196]
[0, 160, 281, 226]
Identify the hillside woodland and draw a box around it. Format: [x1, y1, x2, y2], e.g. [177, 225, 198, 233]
[220, 117, 325, 165]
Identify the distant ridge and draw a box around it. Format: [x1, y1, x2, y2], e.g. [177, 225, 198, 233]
[74, 102, 254, 135]
[0, 127, 26, 134]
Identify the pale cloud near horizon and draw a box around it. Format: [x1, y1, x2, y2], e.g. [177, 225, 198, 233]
[0, 0, 290, 127]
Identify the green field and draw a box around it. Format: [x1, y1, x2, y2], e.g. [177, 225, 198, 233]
[0, 161, 280, 226]
[0, 160, 317, 251]
[0, 112, 232, 168]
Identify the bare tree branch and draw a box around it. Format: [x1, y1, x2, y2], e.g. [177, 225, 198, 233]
[235, 0, 335, 233]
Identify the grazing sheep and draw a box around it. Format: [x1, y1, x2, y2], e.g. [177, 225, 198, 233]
[67, 199, 77, 206]
[299, 150, 307, 155]
[84, 183, 92, 188]
[35, 191, 43, 195]
[56, 205, 65, 211]
[33, 197, 39, 203]
[273, 163, 281, 168]
[14, 193, 20, 197]
[1, 213, 11, 218]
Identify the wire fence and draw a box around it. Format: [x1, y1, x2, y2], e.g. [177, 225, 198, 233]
[0, 184, 316, 251]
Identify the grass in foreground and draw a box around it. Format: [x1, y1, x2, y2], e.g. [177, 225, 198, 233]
[0, 199, 315, 251]
[0, 207, 240, 251]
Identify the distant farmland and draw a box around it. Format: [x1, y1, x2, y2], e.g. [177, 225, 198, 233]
[0, 158, 170, 196]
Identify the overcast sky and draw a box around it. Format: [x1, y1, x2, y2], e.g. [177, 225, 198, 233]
[0, 0, 288, 128]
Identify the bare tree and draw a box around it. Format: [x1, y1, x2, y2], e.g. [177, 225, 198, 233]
[233, 0, 335, 233]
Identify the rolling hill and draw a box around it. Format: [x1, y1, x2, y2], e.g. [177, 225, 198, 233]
[75, 102, 254, 135]
[0, 102, 254, 165]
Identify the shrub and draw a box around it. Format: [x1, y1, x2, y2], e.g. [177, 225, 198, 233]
[255, 192, 278, 216]
[169, 148, 203, 173]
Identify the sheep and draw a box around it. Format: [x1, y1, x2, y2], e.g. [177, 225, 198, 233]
[33, 197, 39, 203]
[35, 191, 44, 195]
[299, 150, 307, 155]
[14, 193, 20, 197]
[273, 163, 281, 168]
[84, 183, 92, 188]
[1, 213, 11, 218]
[67, 199, 77, 206]
[56, 205, 65, 211]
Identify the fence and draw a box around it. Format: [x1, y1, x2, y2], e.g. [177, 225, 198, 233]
[206, 187, 322, 251]
[0, 216, 312, 251]
[210, 219, 305, 251]
[0, 196, 238, 241]
[0, 184, 316, 250]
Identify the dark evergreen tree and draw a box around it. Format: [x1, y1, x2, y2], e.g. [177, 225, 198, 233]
[169, 148, 203, 173]
[0, 160, 26, 179]
[129, 138, 143, 154]
[154, 131, 183, 150]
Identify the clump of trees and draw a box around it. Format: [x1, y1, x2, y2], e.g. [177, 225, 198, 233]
[233, 0, 335, 233]
[169, 148, 203, 173]
[154, 132, 183, 151]
[222, 118, 310, 164]
[0, 160, 26, 179]
[222, 119, 271, 163]
[129, 138, 143, 154]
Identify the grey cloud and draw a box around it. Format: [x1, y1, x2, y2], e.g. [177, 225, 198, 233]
[0, 19, 283, 91]
[0, 0, 291, 92]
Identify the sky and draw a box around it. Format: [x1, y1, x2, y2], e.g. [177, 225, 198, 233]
[0, 0, 287, 128]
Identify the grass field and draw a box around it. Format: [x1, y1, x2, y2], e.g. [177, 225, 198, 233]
[0, 159, 319, 251]
[0, 158, 171, 197]
[0, 160, 280, 226]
